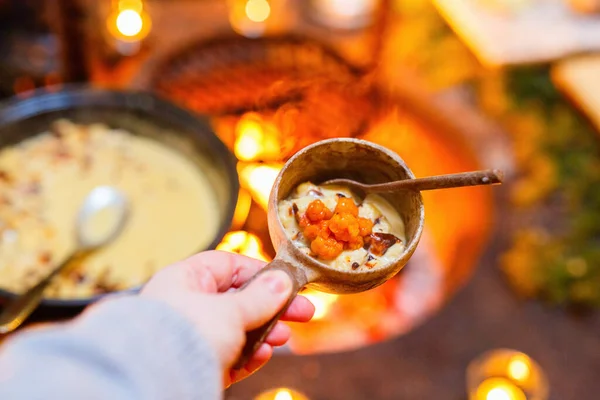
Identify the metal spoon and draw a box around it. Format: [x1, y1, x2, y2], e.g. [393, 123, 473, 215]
[0, 186, 129, 334]
[320, 169, 504, 194]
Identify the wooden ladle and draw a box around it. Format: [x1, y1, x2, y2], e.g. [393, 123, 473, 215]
[320, 169, 504, 194]
[233, 138, 426, 369]
[232, 139, 503, 370]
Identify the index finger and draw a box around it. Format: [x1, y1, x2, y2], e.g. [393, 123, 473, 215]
[180, 250, 266, 293]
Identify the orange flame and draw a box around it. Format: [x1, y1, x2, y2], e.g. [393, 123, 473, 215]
[234, 113, 282, 162]
[231, 189, 252, 230]
[216, 231, 270, 261]
[301, 289, 339, 320]
[238, 163, 283, 211]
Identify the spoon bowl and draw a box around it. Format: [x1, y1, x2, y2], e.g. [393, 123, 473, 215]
[77, 186, 129, 249]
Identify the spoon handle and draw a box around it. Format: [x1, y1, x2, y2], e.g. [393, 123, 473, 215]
[369, 169, 504, 193]
[232, 259, 308, 370]
[0, 251, 80, 335]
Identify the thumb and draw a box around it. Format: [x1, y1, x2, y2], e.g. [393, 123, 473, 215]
[232, 270, 293, 330]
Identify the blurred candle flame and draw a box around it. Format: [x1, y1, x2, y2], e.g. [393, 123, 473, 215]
[255, 387, 309, 400]
[245, 0, 271, 22]
[487, 388, 512, 400]
[468, 350, 548, 400]
[116, 9, 144, 37]
[507, 355, 530, 383]
[474, 378, 527, 400]
[228, 0, 271, 37]
[274, 389, 293, 400]
[107, 0, 152, 42]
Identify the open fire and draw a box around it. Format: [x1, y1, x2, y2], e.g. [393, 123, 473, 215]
[144, 28, 493, 357]
[216, 231, 270, 262]
[238, 163, 282, 211]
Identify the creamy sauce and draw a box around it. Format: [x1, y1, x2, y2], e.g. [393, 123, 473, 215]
[0, 120, 220, 298]
[278, 182, 406, 271]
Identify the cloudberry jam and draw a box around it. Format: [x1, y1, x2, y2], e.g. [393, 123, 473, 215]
[296, 197, 374, 260]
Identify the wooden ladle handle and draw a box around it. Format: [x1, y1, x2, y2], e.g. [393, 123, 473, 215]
[389, 169, 504, 192]
[360, 169, 504, 193]
[232, 259, 308, 370]
[322, 169, 503, 193]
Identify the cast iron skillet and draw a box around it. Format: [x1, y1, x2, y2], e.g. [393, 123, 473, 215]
[0, 86, 239, 308]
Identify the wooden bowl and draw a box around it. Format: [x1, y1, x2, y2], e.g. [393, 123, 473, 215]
[235, 138, 424, 368]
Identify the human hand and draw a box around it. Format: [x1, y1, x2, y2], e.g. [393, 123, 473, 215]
[140, 250, 314, 387]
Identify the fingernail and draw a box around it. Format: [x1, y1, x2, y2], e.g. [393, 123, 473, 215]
[262, 270, 291, 295]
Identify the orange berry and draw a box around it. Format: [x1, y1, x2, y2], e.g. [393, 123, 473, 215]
[317, 220, 331, 238]
[311, 235, 343, 260]
[358, 217, 373, 236]
[304, 220, 331, 241]
[334, 197, 358, 217]
[304, 224, 320, 241]
[297, 196, 377, 262]
[329, 213, 359, 242]
[306, 199, 333, 223]
[298, 215, 311, 229]
[346, 235, 364, 250]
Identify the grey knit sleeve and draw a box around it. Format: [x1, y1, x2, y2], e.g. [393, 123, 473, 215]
[0, 296, 221, 400]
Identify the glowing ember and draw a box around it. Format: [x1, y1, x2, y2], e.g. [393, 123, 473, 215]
[216, 231, 270, 261]
[238, 163, 283, 210]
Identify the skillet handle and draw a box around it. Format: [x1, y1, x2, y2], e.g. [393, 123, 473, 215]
[232, 258, 307, 370]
